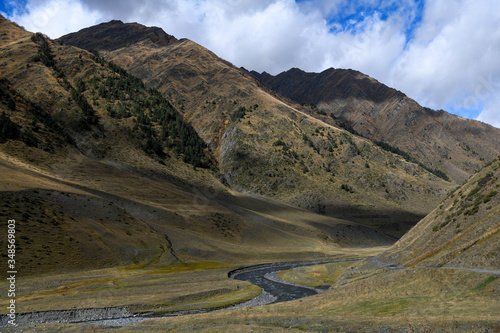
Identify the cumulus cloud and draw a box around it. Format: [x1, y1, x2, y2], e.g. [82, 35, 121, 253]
[4, 0, 500, 128]
[389, 0, 500, 127]
[8, 0, 101, 38]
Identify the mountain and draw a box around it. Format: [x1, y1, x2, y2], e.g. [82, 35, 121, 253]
[2, 17, 499, 331]
[58, 20, 464, 237]
[250, 68, 500, 184]
[2, 15, 496, 277]
[57, 20, 178, 51]
[0, 15, 397, 277]
[380, 155, 500, 269]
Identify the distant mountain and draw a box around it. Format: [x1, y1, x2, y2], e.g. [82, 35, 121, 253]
[250, 68, 500, 184]
[381, 155, 500, 269]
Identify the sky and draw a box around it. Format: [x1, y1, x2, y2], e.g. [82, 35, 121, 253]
[1, 0, 499, 128]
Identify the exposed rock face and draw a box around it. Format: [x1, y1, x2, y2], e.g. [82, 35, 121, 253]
[251, 68, 500, 184]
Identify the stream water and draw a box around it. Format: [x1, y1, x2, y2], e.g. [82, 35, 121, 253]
[229, 262, 333, 303]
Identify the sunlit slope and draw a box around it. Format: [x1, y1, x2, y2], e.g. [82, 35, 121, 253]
[59, 20, 457, 236]
[381, 155, 500, 269]
[0, 15, 393, 277]
[251, 67, 500, 184]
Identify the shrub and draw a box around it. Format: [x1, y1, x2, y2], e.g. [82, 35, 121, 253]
[341, 184, 354, 193]
[231, 106, 247, 122]
[467, 186, 481, 198]
[0, 112, 20, 143]
[483, 191, 498, 203]
[273, 138, 287, 147]
[374, 139, 449, 181]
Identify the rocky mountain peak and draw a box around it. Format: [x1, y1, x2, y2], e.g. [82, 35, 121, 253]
[57, 19, 178, 51]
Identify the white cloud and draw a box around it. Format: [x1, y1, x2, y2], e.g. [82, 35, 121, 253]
[320, 13, 407, 81]
[8, 0, 101, 38]
[389, 0, 500, 127]
[5, 0, 500, 128]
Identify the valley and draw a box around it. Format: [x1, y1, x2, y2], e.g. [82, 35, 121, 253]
[0, 15, 499, 332]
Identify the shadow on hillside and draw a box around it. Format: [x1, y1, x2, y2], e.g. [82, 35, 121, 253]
[324, 206, 425, 239]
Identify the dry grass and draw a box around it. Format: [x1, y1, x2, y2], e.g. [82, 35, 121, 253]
[107, 263, 498, 332]
[0, 141, 396, 277]
[277, 260, 355, 287]
[0, 261, 261, 314]
[381, 156, 500, 270]
[96, 27, 457, 234]
[3, 255, 498, 332]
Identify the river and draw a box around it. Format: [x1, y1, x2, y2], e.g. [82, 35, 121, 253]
[0, 258, 363, 327]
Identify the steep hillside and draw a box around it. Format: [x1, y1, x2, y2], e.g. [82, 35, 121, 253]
[58, 20, 458, 236]
[251, 68, 500, 184]
[0, 15, 396, 277]
[381, 155, 500, 269]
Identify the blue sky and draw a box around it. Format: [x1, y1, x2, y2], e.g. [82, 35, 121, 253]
[2, 0, 499, 128]
[323, 0, 424, 40]
[0, 0, 26, 16]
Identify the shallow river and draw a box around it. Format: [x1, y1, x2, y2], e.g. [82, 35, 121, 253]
[1, 258, 363, 327]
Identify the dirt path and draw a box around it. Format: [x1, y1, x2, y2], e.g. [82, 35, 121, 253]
[441, 266, 500, 275]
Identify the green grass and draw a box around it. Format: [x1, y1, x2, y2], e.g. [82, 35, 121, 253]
[472, 275, 499, 292]
[277, 260, 355, 287]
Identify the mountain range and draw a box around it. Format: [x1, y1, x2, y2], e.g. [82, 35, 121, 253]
[250, 67, 500, 185]
[0, 17, 498, 269]
[0, 15, 499, 331]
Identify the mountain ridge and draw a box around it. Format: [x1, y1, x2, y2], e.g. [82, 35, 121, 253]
[58, 19, 178, 51]
[56, 20, 460, 229]
[250, 67, 500, 184]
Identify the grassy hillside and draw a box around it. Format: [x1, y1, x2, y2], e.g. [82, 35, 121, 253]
[381, 155, 500, 269]
[251, 67, 500, 185]
[59, 21, 457, 237]
[0, 15, 395, 279]
[0, 17, 497, 332]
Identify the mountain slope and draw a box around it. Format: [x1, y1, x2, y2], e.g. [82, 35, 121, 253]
[0, 15, 396, 277]
[380, 155, 500, 269]
[250, 68, 500, 184]
[58, 20, 458, 236]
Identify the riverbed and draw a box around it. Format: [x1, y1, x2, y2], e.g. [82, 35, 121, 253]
[0, 258, 363, 327]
